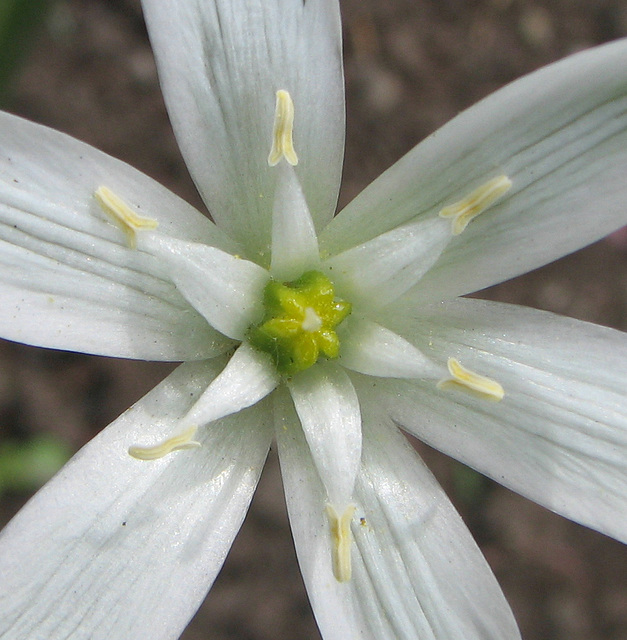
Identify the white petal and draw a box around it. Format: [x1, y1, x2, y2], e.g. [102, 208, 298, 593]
[184, 342, 279, 426]
[275, 391, 520, 640]
[379, 296, 627, 543]
[142, 234, 270, 340]
[338, 316, 440, 379]
[288, 363, 361, 505]
[0, 359, 273, 640]
[0, 112, 235, 360]
[321, 39, 627, 299]
[270, 164, 320, 281]
[323, 217, 450, 307]
[142, 0, 345, 257]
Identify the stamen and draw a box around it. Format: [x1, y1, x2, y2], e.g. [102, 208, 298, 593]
[128, 425, 201, 461]
[437, 357, 504, 402]
[326, 504, 356, 583]
[267, 90, 298, 167]
[94, 186, 158, 249]
[439, 175, 512, 235]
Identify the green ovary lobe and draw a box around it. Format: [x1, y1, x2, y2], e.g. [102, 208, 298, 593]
[248, 271, 352, 375]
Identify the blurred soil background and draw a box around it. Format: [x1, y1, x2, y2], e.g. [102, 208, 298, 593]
[0, 0, 626, 638]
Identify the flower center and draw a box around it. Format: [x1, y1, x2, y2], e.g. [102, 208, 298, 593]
[247, 270, 352, 376]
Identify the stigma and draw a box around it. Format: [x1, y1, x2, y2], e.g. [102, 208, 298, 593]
[439, 175, 512, 235]
[268, 90, 299, 167]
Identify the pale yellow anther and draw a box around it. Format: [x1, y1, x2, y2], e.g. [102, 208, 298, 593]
[326, 504, 356, 583]
[94, 186, 158, 249]
[439, 175, 512, 235]
[437, 357, 505, 402]
[267, 90, 298, 167]
[128, 425, 201, 461]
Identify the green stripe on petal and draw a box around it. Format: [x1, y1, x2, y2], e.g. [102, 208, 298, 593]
[379, 297, 627, 543]
[0, 112, 233, 360]
[322, 39, 627, 300]
[0, 360, 272, 640]
[275, 391, 520, 640]
[142, 0, 345, 257]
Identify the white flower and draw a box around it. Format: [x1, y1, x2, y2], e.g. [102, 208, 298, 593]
[0, 1, 626, 639]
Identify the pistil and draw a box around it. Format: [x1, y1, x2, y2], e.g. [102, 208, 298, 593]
[248, 271, 351, 376]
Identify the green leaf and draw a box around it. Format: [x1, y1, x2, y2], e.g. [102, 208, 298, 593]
[0, 435, 72, 495]
[0, 0, 50, 97]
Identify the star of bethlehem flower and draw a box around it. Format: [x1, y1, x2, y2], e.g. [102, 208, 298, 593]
[0, 1, 626, 639]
